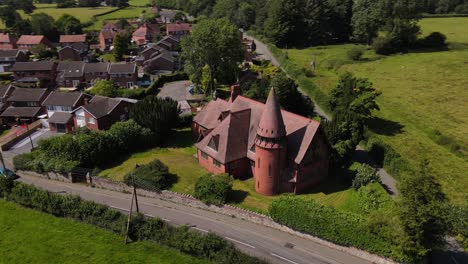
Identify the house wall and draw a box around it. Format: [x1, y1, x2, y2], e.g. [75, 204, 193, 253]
[110, 72, 138, 88]
[62, 76, 85, 88]
[85, 72, 109, 86]
[49, 120, 74, 133]
[0, 43, 16, 49]
[58, 48, 81, 61]
[145, 58, 174, 72]
[225, 158, 250, 179]
[197, 149, 226, 175]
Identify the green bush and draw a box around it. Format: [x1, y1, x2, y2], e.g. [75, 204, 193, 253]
[372, 36, 394, 55]
[123, 160, 176, 192]
[351, 163, 380, 189]
[4, 182, 264, 264]
[194, 173, 233, 205]
[418, 32, 447, 49]
[269, 196, 408, 262]
[347, 47, 364, 61]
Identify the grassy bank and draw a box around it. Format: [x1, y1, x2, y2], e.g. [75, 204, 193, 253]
[0, 200, 208, 264]
[271, 17, 468, 205]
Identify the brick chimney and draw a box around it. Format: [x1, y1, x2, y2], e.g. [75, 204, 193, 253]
[229, 84, 241, 103]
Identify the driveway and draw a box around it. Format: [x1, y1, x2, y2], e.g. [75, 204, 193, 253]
[157, 80, 193, 102]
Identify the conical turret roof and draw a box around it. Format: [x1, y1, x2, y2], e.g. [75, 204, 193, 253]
[257, 87, 286, 138]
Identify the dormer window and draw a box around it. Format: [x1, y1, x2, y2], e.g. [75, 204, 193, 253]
[208, 135, 219, 151]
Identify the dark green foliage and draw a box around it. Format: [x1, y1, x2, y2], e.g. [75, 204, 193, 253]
[372, 36, 394, 55]
[351, 163, 380, 189]
[88, 80, 118, 97]
[130, 95, 180, 144]
[346, 47, 364, 61]
[113, 33, 130, 61]
[0, 176, 14, 198]
[418, 32, 447, 49]
[124, 160, 176, 192]
[270, 72, 314, 116]
[56, 14, 83, 34]
[31, 13, 59, 42]
[57, 0, 76, 8]
[269, 196, 407, 261]
[194, 173, 233, 205]
[446, 204, 468, 249]
[14, 120, 154, 172]
[397, 160, 451, 261]
[356, 184, 392, 213]
[0, 181, 263, 264]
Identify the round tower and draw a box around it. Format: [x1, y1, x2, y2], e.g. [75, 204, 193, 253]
[254, 88, 287, 196]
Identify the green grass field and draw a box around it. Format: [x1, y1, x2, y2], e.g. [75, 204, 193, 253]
[19, 4, 117, 23]
[0, 200, 208, 264]
[99, 129, 388, 214]
[280, 17, 468, 205]
[85, 7, 149, 30]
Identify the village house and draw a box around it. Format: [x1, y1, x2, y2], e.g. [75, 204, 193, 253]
[56, 61, 85, 88]
[143, 49, 175, 73]
[58, 46, 81, 61]
[132, 23, 160, 46]
[72, 96, 135, 130]
[0, 84, 14, 113]
[141, 46, 163, 61]
[59, 34, 88, 53]
[155, 35, 180, 51]
[193, 85, 331, 196]
[42, 91, 91, 133]
[0, 33, 17, 50]
[0, 50, 28, 73]
[84, 62, 110, 87]
[166, 23, 192, 39]
[11, 61, 57, 88]
[0, 87, 49, 124]
[108, 63, 137, 88]
[16, 35, 54, 51]
[99, 22, 121, 51]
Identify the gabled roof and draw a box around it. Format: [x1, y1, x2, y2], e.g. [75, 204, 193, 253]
[0, 49, 21, 58]
[166, 23, 192, 32]
[0, 84, 13, 98]
[149, 49, 173, 62]
[60, 34, 87, 43]
[7, 88, 47, 102]
[193, 98, 230, 130]
[11, 61, 55, 72]
[57, 61, 85, 78]
[133, 23, 159, 37]
[17, 35, 45, 45]
[0, 33, 15, 43]
[42, 91, 86, 107]
[108, 63, 136, 74]
[84, 62, 109, 73]
[100, 30, 115, 40]
[48, 112, 73, 123]
[73, 96, 133, 119]
[0, 106, 41, 117]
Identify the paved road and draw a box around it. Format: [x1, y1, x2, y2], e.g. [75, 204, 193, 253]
[18, 173, 372, 264]
[157, 80, 193, 101]
[245, 34, 398, 196]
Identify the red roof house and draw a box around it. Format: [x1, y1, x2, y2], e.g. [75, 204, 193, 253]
[193, 86, 331, 196]
[59, 34, 88, 53]
[0, 33, 17, 50]
[166, 23, 192, 38]
[132, 23, 160, 45]
[17, 35, 53, 51]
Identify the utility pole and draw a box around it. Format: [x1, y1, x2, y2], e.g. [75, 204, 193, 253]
[124, 164, 140, 244]
[26, 123, 34, 150]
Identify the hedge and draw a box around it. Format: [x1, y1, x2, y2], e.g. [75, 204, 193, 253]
[0, 179, 264, 264]
[269, 196, 407, 262]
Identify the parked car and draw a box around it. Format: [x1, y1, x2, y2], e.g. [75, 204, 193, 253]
[0, 168, 18, 180]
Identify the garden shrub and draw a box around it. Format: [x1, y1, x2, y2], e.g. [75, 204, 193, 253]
[351, 163, 380, 189]
[3, 181, 263, 263]
[357, 184, 393, 213]
[194, 173, 233, 205]
[347, 47, 364, 61]
[269, 196, 408, 262]
[418, 32, 447, 49]
[123, 160, 176, 192]
[372, 36, 394, 55]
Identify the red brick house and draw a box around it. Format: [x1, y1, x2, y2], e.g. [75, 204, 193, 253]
[84, 62, 110, 87]
[0, 33, 17, 50]
[108, 63, 137, 88]
[17, 35, 54, 51]
[193, 86, 330, 196]
[166, 23, 192, 39]
[56, 61, 85, 88]
[0, 87, 49, 124]
[43, 91, 91, 133]
[72, 96, 135, 130]
[99, 22, 121, 51]
[0, 50, 28, 72]
[143, 49, 175, 73]
[58, 46, 81, 61]
[132, 23, 160, 46]
[11, 61, 57, 88]
[59, 34, 88, 53]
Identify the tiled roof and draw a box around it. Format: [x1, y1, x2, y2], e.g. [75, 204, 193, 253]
[75, 96, 132, 119]
[257, 88, 286, 138]
[0, 84, 13, 98]
[60, 34, 86, 43]
[193, 98, 230, 130]
[17, 35, 45, 45]
[166, 23, 192, 32]
[48, 112, 73, 123]
[11, 61, 55, 71]
[42, 91, 84, 107]
[108, 63, 136, 74]
[0, 33, 15, 43]
[7, 88, 47, 102]
[133, 23, 159, 37]
[84, 62, 109, 73]
[0, 106, 41, 117]
[57, 61, 85, 78]
[0, 49, 20, 58]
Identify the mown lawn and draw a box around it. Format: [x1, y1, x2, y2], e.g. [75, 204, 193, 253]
[280, 17, 468, 205]
[19, 4, 117, 24]
[85, 7, 149, 30]
[0, 200, 209, 264]
[99, 129, 385, 214]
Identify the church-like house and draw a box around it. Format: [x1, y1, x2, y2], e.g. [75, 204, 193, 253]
[192, 85, 331, 196]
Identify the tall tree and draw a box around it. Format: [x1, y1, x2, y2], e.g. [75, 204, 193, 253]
[351, 0, 384, 44]
[56, 14, 83, 35]
[112, 33, 130, 61]
[270, 72, 313, 116]
[181, 18, 243, 95]
[398, 160, 450, 262]
[31, 13, 59, 42]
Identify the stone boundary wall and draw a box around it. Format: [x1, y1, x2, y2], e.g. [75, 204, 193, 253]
[18, 170, 74, 183]
[87, 175, 398, 264]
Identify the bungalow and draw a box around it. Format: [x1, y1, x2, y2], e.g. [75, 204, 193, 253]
[84, 62, 110, 87]
[0, 33, 17, 50]
[166, 23, 192, 39]
[143, 49, 175, 73]
[59, 34, 88, 53]
[132, 23, 160, 46]
[16, 35, 54, 51]
[72, 96, 135, 130]
[11, 61, 57, 88]
[0, 50, 28, 73]
[0, 87, 49, 124]
[108, 63, 137, 88]
[42, 91, 91, 133]
[56, 61, 85, 88]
